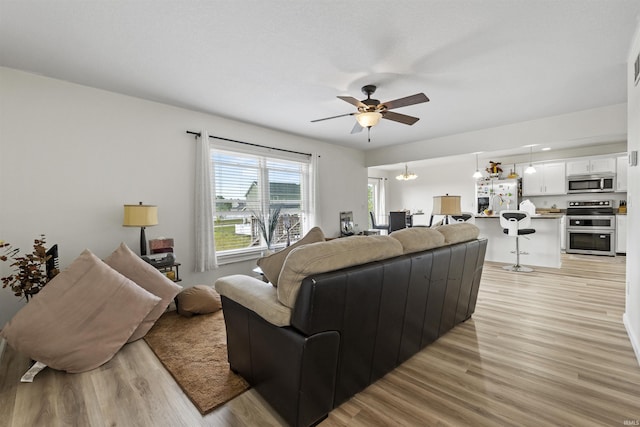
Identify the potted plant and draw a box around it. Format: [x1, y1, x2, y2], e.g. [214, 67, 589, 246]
[253, 206, 282, 250]
[0, 235, 58, 301]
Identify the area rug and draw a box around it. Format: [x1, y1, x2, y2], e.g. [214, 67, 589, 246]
[144, 310, 249, 415]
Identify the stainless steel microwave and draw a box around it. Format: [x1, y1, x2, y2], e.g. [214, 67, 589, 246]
[566, 174, 615, 193]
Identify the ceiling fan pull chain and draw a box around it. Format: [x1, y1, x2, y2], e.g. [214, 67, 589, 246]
[368, 127, 371, 143]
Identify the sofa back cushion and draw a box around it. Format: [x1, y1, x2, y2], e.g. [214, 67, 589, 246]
[257, 226, 325, 286]
[389, 227, 445, 254]
[277, 235, 403, 308]
[436, 223, 480, 244]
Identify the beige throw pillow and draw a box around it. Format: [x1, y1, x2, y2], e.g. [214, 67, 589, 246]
[104, 242, 182, 342]
[0, 249, 161, 373]
[176, 285, 222, 317]
[256, 226, 325, 287]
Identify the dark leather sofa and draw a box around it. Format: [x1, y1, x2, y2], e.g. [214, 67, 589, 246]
[219, 236, 487, 427]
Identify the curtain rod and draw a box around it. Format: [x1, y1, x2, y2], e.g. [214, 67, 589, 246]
[186, 131, 312, 157]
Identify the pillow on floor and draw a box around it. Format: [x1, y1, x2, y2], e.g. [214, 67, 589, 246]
[256, 226, 325, 286]
[175, 285, 222, 317]
[104, 242, 182, 342]
[0, 249, 160, 373]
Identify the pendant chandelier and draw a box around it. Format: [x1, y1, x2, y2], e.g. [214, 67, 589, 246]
[525, 146, 537, 174]
[396, 164, 418, 181]
[472, 153, 483, 179]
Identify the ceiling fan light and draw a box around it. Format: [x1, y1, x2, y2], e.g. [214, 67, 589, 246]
[356, 111, 382, 128]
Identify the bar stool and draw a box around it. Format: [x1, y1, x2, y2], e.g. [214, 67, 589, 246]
[500, 210, 535, 272]
[450, 212, 475, 224]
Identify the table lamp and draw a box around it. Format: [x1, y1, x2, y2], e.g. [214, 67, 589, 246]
[433, 195, 461, 225]
[123, 202, 158, 255]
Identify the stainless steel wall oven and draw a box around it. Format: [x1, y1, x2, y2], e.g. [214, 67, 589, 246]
[565, 200, 615, 256]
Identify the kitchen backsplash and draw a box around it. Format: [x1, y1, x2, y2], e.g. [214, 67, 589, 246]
[525, 192, 627, 210]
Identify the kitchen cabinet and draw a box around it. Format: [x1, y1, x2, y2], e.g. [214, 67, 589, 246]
[519, 162, 566, 196]
[616, 215, 627, 254]
[566, 157, 615, 175]
[616, 155, 628, 192]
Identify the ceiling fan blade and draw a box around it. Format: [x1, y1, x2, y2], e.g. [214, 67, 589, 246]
[382, 111, 420, 125]
[337, 96, 366, 108]
[381, 93, 429, 110]
[310, 112, 355, 123]
[351, 121, 364, 134]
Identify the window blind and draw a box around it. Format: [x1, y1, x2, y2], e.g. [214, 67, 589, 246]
[211, 146, 311, 255]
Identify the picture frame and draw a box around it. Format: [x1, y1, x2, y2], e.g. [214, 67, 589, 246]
[340, 211, 354, 236]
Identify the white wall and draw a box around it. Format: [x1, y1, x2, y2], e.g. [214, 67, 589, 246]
[624, 23, 640, 365]
[0, 67, 367, 327]
[366, 104, 627, 168]
[371, 157, 478, 218]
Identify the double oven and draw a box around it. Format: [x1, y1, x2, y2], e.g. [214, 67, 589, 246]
[565, 200, 615, 256]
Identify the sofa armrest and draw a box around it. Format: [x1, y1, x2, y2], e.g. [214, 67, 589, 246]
[214, 275, 292, 327]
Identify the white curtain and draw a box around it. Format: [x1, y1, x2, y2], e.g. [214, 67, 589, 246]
[195, 130, 217, 271]
[307, 153, 319, 230]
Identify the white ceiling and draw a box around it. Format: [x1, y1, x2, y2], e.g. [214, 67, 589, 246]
[1, 0, 639, 158]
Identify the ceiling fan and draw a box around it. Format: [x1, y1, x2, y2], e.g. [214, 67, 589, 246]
[311, 85, 430, 141]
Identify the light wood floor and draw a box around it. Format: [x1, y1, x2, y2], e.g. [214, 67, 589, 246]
[1, 254, 639, 426]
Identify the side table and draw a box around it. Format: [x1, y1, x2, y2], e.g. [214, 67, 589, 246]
[156, 262, 182, 282]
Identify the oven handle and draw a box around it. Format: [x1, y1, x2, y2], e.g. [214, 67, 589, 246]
[566, 228, 615, 233]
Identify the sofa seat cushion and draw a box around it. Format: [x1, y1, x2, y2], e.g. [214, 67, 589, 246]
[277, 235, 404, 309]
[257, 226, 325, 287]
[390, 227, 445, 254]
[436, 223, 480, 244]
[215, 275, 292, 326]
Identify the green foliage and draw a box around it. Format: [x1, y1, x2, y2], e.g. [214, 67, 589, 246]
[214, 219, 252, 250]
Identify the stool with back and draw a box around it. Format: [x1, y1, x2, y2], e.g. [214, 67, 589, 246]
[450, 212, 475, 224]
[500, 210, 536, 272]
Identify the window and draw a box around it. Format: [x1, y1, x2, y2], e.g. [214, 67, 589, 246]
[211, 146, 311, 261]
[368, 177, 386, 227]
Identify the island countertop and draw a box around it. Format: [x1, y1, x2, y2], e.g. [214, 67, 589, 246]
[474, 214, 562, 268]
[474, 214, 564, 219]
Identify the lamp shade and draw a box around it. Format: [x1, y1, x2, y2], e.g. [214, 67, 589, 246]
[356, 111, 382, 128]
[123, 204, 158, 227]
[432, 195, 461, 216]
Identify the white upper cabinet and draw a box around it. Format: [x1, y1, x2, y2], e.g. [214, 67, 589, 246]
[520, 162, 566, 196]
[616, 155, 628, 192]
[566, 157, 616, 175]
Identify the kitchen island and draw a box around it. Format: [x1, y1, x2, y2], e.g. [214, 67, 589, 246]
[474, 214, 563, 268]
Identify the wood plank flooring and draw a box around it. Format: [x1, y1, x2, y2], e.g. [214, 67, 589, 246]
[1, 254, 638, 426]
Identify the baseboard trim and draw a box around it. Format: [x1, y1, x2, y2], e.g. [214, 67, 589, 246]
[623, 312, 640, 367]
